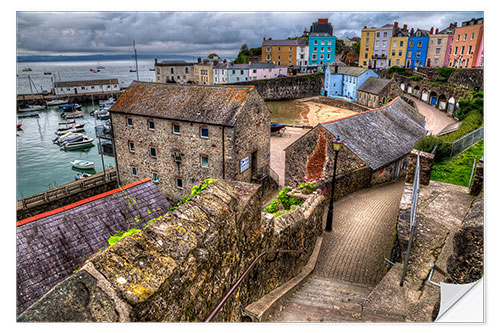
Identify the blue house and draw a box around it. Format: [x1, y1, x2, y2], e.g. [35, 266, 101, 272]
[308, 35, 336, 69]
[323, 64, 378, 102]
[227, 64, 250, 83]
[405, 29, 430, 68]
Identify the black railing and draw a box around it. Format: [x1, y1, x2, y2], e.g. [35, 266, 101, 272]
[205, 249, 303, 322]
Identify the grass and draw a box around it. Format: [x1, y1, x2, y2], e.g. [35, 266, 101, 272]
[431, 140, 483, 187]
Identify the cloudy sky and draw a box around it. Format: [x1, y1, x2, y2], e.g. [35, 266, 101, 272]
[16, 10, 483, 57]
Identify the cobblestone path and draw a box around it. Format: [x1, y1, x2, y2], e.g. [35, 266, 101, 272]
[268, 180, 405, 322]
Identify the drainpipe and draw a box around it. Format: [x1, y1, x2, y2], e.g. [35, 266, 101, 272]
[222, 126, 226, 179]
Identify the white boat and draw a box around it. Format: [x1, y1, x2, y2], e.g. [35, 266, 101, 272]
[70, 160, 95, 169]
[61, 111, 84, 119]
[75, 173, 92, 180]
[99, 97, 115, 107]
[18, 104, 46, 112]
[94, 109, 110, 120]
[53, 132, 84, 145]
[58, 121, 85, 131]
[62, 136, 94, 150]
[47, 99, 69, 106]
[55, 126, 85, 136]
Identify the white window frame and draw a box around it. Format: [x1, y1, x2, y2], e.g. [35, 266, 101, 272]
[128, 141, 135, 153]
[200, 155, 209, 168]
[172, 123, 180, 135]
[152, 172, 160, 183]
[131, 166, 138, 177]
[200, 127, 209, 138]
[148, 120, 155, 131]
[149, 146, 157, 158]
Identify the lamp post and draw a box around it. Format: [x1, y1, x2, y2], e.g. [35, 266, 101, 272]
[325, 135, 343, 232]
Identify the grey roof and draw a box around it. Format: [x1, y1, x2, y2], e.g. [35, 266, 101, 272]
[381, 24, 394, 28]
[158, 60, 196, 66]
[321, 97, 427, 170]
[54, 78, 119, 88]
[328, 65, 370, 77]
[111, 81, 256, 127]
[16, 179, 172, 314]
[262, 39, 301, 46]
[248, 62, 287, 69]
[214, 62, 229, 69]
[358, 77, 392, 95]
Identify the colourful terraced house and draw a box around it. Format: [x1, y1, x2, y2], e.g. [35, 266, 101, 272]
[405, 29, 430, 68]
[323, 64, 378, 102]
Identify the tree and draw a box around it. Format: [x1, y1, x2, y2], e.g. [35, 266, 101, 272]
[353, 42, 360, 55]
[240, 44, 248, 52]
[208, 53, 219, 59]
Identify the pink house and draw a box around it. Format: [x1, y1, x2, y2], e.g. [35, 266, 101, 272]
[248, 63, 288, 80]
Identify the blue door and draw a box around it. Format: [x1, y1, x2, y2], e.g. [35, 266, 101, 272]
[430, 96, 437, 106]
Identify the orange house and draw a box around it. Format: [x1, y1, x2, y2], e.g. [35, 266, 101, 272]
[448, 18, 483, 69]
[261, 39, 300, 66]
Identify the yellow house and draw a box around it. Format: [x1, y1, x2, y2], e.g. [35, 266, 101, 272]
[387, 32, 409, 67]
[193, 60, 215, 85]
[262, 39, 304, 66]
[359, 27, 376, 68]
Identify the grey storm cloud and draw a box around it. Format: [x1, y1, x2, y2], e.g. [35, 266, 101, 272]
[16, 11, 483, 56]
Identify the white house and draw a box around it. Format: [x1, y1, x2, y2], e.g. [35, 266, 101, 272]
[53, 78, 121, 95]
[213, 62, 229, 84]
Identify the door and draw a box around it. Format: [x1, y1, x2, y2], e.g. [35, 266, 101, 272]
[430, 96, 437, 106]
[251, 151, 258, 174]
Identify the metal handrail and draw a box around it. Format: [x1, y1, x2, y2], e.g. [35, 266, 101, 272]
[205, 249, 303, 322]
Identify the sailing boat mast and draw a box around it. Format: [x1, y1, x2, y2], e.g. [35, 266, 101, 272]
[133, 40, 139, 81]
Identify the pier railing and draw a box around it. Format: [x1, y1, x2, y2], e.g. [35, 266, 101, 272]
[17, 169, 117, 210]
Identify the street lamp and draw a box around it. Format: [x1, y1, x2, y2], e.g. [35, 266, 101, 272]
[325, 135, 343, 232]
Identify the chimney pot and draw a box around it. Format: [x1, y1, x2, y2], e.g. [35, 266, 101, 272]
[394, 21, 398, 28]
[403, 24, 407, 30]
[435, 28, 439, 34]
[430, 27, 434, 34]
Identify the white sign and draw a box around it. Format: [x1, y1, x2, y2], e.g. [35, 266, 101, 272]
[240, 156, 249, 173]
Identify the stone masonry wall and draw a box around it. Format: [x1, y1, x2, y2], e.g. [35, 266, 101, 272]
[405, 149, 435, 185]
[469, 160, 483, 196]
[231, 74, 324, 101]
[316, 96, 370, 113]
[448, 68, 483, 91]
[18, 179, 326, 322]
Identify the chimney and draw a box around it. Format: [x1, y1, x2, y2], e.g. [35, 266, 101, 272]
[403, 24, 408, 30]
[435, 28, 439, 34]
[197, 57, 201, 64]
[155, 58, 157, 65]
[410, 28, 414, 35]
[394, 21, 398, 28]
[430, 27, 434, 34]
[223, 59, 227, 63]
[454, 22, 457, 27]
[363, 26, 367, 29]
[263, 37, 265, 41]
[335, 65, 338, 73]
[318, 18, 328, 23]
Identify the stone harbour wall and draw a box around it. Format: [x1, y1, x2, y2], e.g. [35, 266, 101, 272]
[316, 96, 370, 113]
[231, 74, 324, 101]
[405, 149, 435, 185]
[18, 179, 326, 322]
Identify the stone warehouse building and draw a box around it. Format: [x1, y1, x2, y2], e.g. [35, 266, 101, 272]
[357, 77, 401, 108]
[53, 78, 120, 95]
[109, 81, 271, 202]
[285, 97, 426, 199]
[154, 59, 197, 84]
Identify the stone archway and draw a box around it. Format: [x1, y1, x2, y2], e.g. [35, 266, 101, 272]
[429, 91, 438, 106]
[421, 88, 429, 102]
[447, 96, 456, 114]
[413, 86, 420, 98]
[438, 94, 447, 110]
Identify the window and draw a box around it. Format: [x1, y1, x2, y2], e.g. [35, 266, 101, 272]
[465, 58, 470, 68]
[327, 54, 331, 60]
[128, 141, 135, 153]
[417, 41, 422, 47]
[173, 150, 182, 163]
[471, 33, 475, 40]
[186, 67, 189, 73]
[148, 120, 155, 130]
[396, 59, 400, 65]
[436, 48, 441, 55]
[327, 47, 331, 52]
[457, 34, 460, 41]
[393, 41, 397, 48]
[266, 54, 271, 60]
[314, 40, 318, 45]
[376, 32, 380, 37]
[398, 50, 402, 56]
[454, 46, 458, 55]
[289, 47, 292, 52]
[152, 172, 160, 183]
[131, 166, 138, 176]
[126, 118, 133, 126]
[400, 41, 404, 47]
[392, 50, 395, 56]
[467, 46, 472, 55]
[266, 46, 270, 52]
[434, 59, 438, 66]
[321, 47, 324, 52]
[365, 53, 368, 59]
[463, 34, 467, 41]
[200, 127, 209, 138]
[278, 47, 281, 52]
[288, 55, 292, 60]
[328, 40, 332, 45]
[416, 51, 421, 57]
[375, 41, 380, 48]
[149, 146, 157, 158]
[383, 32, 387, 37]
[175, 177, 183, 188]
[172, 123, 180, 134]
[382, 40, 387, 47]
[408, 51, 412, 57]
[200, 155, 209, 168]
[91, 86, 95, 89]
[460, 46, 465, 55]
[81, 87, 85, 90]
[171, 68, 174, 74]
[437, 39, 442, 45]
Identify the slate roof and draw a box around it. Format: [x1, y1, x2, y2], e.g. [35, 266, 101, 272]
[328, 65, 370, 77]
[262, 39, 301, 46]
[321, 97, 427, 170]
[111, 81, 256, 127]
[214, 62, 229, 69]
[158, 60, 196, 66]
[358, 77, 392, 95]
[16, 179, 172, 315]
[54, 78, 119, 88]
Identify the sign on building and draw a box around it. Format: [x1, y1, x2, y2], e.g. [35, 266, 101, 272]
[240, 156, 249, 173]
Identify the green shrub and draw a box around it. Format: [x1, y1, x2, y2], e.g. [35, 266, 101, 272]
[414, 135, 441, 153]
[264, 187, 303, 215]
[456, 93, 484, 120]
[410, 75, 423, 81]
[108, 229, 141, 246]
[437, 67, 456, 82]
[388, 66, 406, 75]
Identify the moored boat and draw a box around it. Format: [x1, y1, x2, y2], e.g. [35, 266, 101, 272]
[58, 120, 85, 131]
[70, 160, 95, 170]
[53, 132, 84, 145]
[61, 111, 84, 119]
[271, 122, 286, 132]
[47, 98, 69, 106]
[59, 104, 81, 111]
[18, 113, 40, 118]
[75, 173, 92, 180]
[17, 123, 22, 131]
[94, 109, 110, 120]
[55, 126, 85, 136]
[99, 97, 115, 107]
[62, 136, 94, 150]
[18, 104, 46, 112]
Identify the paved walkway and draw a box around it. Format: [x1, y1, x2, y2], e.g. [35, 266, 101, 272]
[405, 94, 456, 135]
[269, 179, 406, 322]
